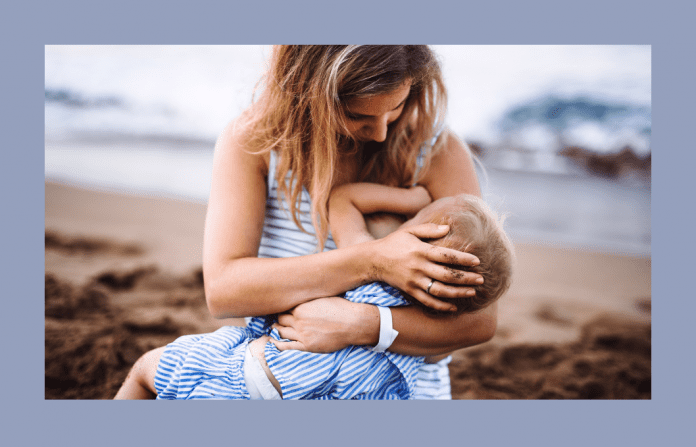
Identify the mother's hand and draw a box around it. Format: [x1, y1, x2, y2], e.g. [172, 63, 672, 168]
[371, 223, 483, 312]
[271, 297, 377, 353]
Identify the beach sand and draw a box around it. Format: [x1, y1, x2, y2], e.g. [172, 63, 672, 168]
[45, 181, 651, 399]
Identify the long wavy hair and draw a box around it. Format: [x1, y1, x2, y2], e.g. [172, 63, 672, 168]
[238, 45, 448, 250]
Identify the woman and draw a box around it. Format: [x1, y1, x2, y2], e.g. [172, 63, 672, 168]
[203, 45, 496, 399]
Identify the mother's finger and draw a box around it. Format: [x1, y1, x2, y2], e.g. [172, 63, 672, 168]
[276, 313, 296, 327]
[410, 286, 458, 312]
[423, 262, 484, 286]
[425, 244, 480, 267]
[406, 222, 451, 240]
[425, 279, 476, 300]
[270, 338, 306, 352]
[272, 323, 298, 341]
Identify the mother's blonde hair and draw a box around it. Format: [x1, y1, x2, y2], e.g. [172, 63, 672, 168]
[239, 45, 448, 250]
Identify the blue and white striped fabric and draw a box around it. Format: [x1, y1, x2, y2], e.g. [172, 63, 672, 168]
[154, 326, 254, 399]
[263, 282, 423, 399]
[154, 283, 424, 399]
[411, 356, 452, 400]
[249, 140, 452, 399]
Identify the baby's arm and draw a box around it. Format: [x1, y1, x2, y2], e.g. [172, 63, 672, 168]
[329, 183, 432, 248]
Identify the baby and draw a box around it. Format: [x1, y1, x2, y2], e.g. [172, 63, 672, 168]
[115, 184, 514, 400]
[327, 183, 515, 317]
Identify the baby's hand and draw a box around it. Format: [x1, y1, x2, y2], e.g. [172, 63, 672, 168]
[407, 185, 432, 216]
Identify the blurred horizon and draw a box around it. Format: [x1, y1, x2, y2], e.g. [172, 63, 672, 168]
[44, 45, 651, 256]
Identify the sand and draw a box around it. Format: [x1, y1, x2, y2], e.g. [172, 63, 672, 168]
[44, 181, 651, 399]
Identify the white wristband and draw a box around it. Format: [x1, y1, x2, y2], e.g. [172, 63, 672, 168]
[371, 306, 399, 353]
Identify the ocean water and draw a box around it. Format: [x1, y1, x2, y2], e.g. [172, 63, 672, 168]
[44, 45, 651, 255]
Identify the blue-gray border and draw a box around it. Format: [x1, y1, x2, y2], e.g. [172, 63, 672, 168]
[3, 0, 691, 445]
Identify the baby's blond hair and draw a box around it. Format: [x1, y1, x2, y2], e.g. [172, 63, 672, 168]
[419, 194, 514, 315]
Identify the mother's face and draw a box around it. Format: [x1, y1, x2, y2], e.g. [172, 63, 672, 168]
[341, 80, 412, 143]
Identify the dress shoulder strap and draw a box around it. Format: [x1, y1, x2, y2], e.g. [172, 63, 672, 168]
[413, 126, 445, 186]
[267, 150, 278, 195]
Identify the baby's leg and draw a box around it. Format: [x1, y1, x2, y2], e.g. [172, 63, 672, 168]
[113, 346, 166, 399]
[247, 336, 283, 398]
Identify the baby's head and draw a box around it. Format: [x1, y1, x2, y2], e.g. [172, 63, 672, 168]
[405, 194, 515, 315]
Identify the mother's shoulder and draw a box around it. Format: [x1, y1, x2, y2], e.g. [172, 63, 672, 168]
[214, 117, 270, 176]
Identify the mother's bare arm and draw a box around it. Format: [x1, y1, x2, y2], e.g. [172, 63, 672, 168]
[275, 298, 496, 356]
[204, 121, 375, 317]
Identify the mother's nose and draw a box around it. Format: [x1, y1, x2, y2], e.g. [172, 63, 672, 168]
[366, 115, 389, 142]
